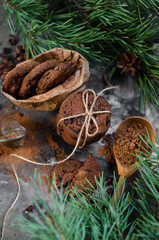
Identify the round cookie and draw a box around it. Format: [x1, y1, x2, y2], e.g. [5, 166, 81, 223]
[19, 59, 59, 99]
[3, 60, 39, 98]
[57, 91, 111, 146]
[36, 61, 78, 95]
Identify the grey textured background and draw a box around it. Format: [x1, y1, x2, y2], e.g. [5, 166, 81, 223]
[0, 2, 159, 240]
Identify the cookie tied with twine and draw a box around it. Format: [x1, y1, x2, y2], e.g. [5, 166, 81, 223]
[57, 88, 114, 147]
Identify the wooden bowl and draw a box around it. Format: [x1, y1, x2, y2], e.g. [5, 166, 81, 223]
[113, 116, 156, 177]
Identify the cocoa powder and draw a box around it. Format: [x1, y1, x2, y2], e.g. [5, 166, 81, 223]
[98, 134, 116, 167]
[0, 110, 66, 182]
[114, 122, 151, 165]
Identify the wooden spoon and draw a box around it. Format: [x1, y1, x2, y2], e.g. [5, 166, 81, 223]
[113, 116, 156, 200]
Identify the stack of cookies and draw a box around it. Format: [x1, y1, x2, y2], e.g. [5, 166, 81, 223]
[57, 90, 111, 146]
[1, 48, 90, 111]
[3, 59, 78, 99]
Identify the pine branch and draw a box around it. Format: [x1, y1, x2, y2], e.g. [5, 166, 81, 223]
[11, 132, 159, 240]
[131, 134, 159, 239]
[15, 173, 136, 240]
[2, 0, 159, 111]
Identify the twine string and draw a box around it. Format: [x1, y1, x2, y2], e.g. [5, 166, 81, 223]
[1, 86, 119, 240]
[1, 165, 20, 240]
[1, 117, 87, 240]
[57, 87, 117, 147]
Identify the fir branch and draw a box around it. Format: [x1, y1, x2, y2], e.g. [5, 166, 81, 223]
[131, 135, 159, 238]
[2, 0, 159, 111]
[12, 133, 159, 240]
[15, 173, 136, 240]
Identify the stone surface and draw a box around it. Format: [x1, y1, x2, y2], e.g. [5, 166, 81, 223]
[0, 2, 159, 240]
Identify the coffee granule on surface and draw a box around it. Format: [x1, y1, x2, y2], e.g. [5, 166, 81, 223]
[114, 122, 151, 165]
[98, 134, 116, 166]
[9, 38, 17, 46]
[46, 133, 66, 160]
[0, 41, 27, 82]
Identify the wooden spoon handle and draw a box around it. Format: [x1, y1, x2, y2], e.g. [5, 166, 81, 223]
[113, 176, 126, 201]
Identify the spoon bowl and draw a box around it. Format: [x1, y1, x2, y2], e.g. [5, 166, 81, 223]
[113, 116, 156, 199]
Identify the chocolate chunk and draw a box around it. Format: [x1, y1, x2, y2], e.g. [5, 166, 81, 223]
[76, 117, 84, 126]
[9, 38, 17, 45]
[64, 119, 69, 125]
[1, 55, 10, 64]
[16, 45, 25, 54]
[16, 55, 24, 62]
[69, 127, 80, 134]
[106, 117, 110, 125]
[2, 47, 10, 54]
[0, 64, 5, 70]
[70, 118, 73, 124]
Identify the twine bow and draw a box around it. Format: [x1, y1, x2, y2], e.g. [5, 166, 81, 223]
[57, 87, 115, 149]
[1, 86, 118, 240]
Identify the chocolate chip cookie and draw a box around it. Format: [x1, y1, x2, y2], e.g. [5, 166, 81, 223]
[3, 60, 39, 98]
[36, 61, 78, 94]
[19, 59, 59, 98]
[57, 91, 111, 146]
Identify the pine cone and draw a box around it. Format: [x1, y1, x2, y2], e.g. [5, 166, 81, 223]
[116, 51, 141, 77]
